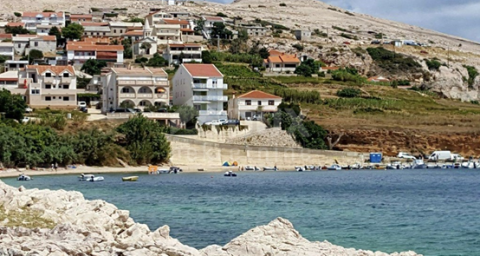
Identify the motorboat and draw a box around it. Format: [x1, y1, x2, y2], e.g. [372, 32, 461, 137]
[122, 176, 138, 182]
[263, 167, 278, 171]
[295, 166, 306, 172]
[157, 168, 170, 174]
[169, 166, 182, 174]
[327, 164, 342, 171]
[244, 166, 260, 171]
[461, 162, 475, 169]
[78, 174, 95, 181]
[412, 159, 426, 169]
[387, 161, 402, 170]
[17, 174, 31, 181]
[89, 176, 104, 182]
[224, 171, 237, 177]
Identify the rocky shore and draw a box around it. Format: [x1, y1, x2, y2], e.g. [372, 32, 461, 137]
[0, 181, 421, 256]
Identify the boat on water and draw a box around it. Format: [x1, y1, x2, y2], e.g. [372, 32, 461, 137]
[90, 176, 104, 182]
[263, 166, 278, 171]
[122, 176, 138, 182]
[169, 166, 182, 174]
[17, 174, 31, 181]
[327, 164, 342, 171]
[295, 166, 305, 172]
[224, 171, 237, 177]
[79, 174, 104, 182]
[461, 161, 475, 169]
[244, 166, 260, 171]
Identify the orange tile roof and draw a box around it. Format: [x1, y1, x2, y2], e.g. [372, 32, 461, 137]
[279, 55, 300, 63]
[38, 36, 56, 41]
[96, 52, 117, 59]
[67, 42, 124, 51]
[237, 90, 282, 99]
[267, 56, 282, 63]
[0, 34, 12, 39]
[183, 64, 222, 77]
[22, 12, 63, 18]
[268, 49, 283, 56]
[6, 22, 25, 27]
[163, 19, 189, 25]
[123, 30, 144, 36]
[70, 14, 93, 19]
[205, 16, 224, 21]
[169, 43, 201, 48]
[180, 28, 194, 32]
[16, 34, 36, 37]
[26, 65, 75, 75]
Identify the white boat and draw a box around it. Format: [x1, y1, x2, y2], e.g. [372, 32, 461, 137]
[263, 167, 278, 171]
[461, 162, 475, 169]
[327, 164, 342, 171]
[295, 166, 305, 172]
[244, 166, 260, 171]
[89, 176, 104, 182]
[224, 171, 237, 177]
[79, 174, 104, 182]
[17, 174, 31, 181]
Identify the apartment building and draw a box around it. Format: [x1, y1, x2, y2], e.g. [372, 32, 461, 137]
[21, 12, 65, 32]
[153, 23, 182, 44]
[66, 41, 124, 64]
[18, 65, 77, 107]
[145, 11, 173, 26]
[228, 90, 282, 120]
[163, 43, 202, 65]
[0, 42, 14, 60]
[70, 14, 93, 23]
[109, 22, 143, 37]
[100, 66, 170, 113]
[172, 64, 227, 124]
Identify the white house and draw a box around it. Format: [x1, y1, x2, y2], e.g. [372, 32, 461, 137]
[18, 65, 77, 108]
[21, 12, 66, 32]
[26, 36, 57, 55]
[100, 66, 170, 113]
[163, 43, 202, 65]
[132, 20, 158, 56]
[66, 41, 124, 64]
[263, 50, 301, 73]
[0, 42, 14, 60]
[172, 64, 228, 124]
[228, 90, 282, 120]
[202, 16, 225, 39]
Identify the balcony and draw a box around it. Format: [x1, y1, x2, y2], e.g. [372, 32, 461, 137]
[43, 77, 55, 84]
[137, 93, 153, 99]
[155, 93, 168, 99]
[199, 110, 227, 116]
[61, 77, 72, 84]
[192, 83, 228, 90]
[41, 89, 76, 95]
[192, 95, 228, 102]
[119, 93, 136, 99]
[239, 105, 278, 112]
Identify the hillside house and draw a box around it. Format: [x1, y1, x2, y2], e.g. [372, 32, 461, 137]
[21, 12, 65, 32]
[263, 50, 301, 73]
[228, 90, 282, 120]
[163, 43, 202, 65]
[0, 42, 14, 60]
[202, 16, 225, 39]
[70, 14, 93, 23]
[66, 40, 124, 64]
[294, 30, 311, 41]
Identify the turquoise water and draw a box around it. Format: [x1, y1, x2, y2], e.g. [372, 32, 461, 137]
[2, 170, 480, 255]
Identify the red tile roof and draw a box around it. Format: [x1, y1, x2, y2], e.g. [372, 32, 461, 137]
[96, 52, 117, 59]
[37, 36, 56, 41]
[123, 30, 144, 36]
[183, 64, 223, 77]
[266, 49, 300, 64]
[169, 43, 201, 48]
[0, 34, 12, 39]
[163, 19, 189, 25]
[26, 65, 75, 75]
[279, 55, 300, 63]
[67, 42, 124, 51]
[22, 12, 63, 18]
[237, 90, 282, 99]
[6, 22, 25, 27]
[180, 28, 194, 32]
[204, 16, 224, 21]
[70, 14, 93, 19]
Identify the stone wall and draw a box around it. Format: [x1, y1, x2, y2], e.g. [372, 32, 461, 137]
[196, 125, 250, 143]
[167, 135, 363, 166]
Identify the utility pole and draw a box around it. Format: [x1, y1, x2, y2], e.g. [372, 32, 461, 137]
[217, 35, 220, 51]
[447, 45, 450, 67]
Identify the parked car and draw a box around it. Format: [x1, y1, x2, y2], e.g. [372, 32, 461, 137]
[21, 117, 30, 123]
[204, 120, 222, 125]
[218, 119, 228, 125]
[25, 107, 33, 113]
[224, 119, 240, 125]
[78, 101, 87, 108]
[397, 152, 416, 160]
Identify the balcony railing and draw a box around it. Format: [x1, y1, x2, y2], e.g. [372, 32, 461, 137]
[43, 77, 55, 84]
[61, 77, 72, 84]
[119, 93, 136, 98]
[192, 83, 227, 90]
[199, 110, 227, 116]
[137, 93, 153, 99]
[192, 95, 228, 102]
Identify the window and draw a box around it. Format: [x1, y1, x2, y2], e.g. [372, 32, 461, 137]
[63, 84, 68, 89]
[103, 32, 106, 36]
[63, 97, 69, 101]
[63, 73, 69, 78]
[268, 100, 274, 105]
[114, 29, 117, 33]
[59, 96, 62, 99]
[45, 84, 51, 89]
[45, 96, 51, 101]
[31, 89, 40, 94]
[18, 44, 21, 48]
[34, 42, 38, 47]
[258, 101, 262, 106]
[53, 96, 56, 100]
[122, 87, 130, 93]
[245, 100, 251, 105]
[45, 73, 51, 77]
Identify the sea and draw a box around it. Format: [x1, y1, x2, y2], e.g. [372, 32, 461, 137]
[2, 170, 480, 256]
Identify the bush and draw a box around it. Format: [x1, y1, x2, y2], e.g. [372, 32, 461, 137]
[426, 59, 442, 71]
[14, 12, 21, 17]
[367, 47, 421, 74]
[166, 127, 198, 135]
[216, 63, 260, 77]
[337, 87, 362, 98]
[340, 33, 358, 40]
[331, 68, 366, 84]
[463, 65, 478, 87]
[279, 3, 287, 6]
[216, 12, 228, 17]
[273, 88, 321, 104]
[292, 44, 304, 51]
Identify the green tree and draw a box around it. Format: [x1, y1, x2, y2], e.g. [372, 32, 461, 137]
[116, 115, 171, 164]
[81, 59, 107, 75]
[48, 26, 62, 42]
[211, 22, 232, 39]
[336, 87, 362, 98]
[127, 17, 144, 24]
[29, 49, 44, 60]
[194, 19, 205, 36]
[216, 12, 228, 18]
[294, 59, 320, 77]
[62, 23, 84, 40]
[0, 89, 27, 121]
[146, 53, 167, 67]
[5, 25, 29, 35]
[259, 47, 270, 59]
[122, 38, 133, 59]
[202, 50, 213, 64]
[0, 56, 7, 64]
[141, 42, 152, 55]
[171, 105, 198, 128]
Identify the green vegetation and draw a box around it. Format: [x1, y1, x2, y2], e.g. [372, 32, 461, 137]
[463, 65, 478, 87]
[331, 68, 366, 84]
[116, 115, 170, 164]
[273, 88, 321, 104]
[91, 7, 101, 12]
[279, 3, 287, 6]
[145, 53, 167, 67]
[337, 87, 362, 98]
[211, 22, 233, 39]
[216, 12, 228, 17]
[127, 17, 144, 24]
[208, 50, 263, 67]
[0, 89, 27, 121]
[292, 44, 304, 51]
[62, 23, 84, 40]
[367, 47, 421, 74]
[169, 105, 198, 128]
[345, 11, 355, 16]
[5, 25, 30, 35]
[0, 206, 56, 229]
[104, 13, 118, 18]
[332, 26, 350, 33]
[48, 26, 62, 42]
[122, 38, 133, 59]
[340, 33, 358, 40]
[425, 59, 442, 71]
[295, 59, 320, 77]
[215, 63, 260, 77]
[313, 29, 328, 38]
[13, 12, 21, 17]
[43, 9, 55, 12]
[375, 33, 384, 39]
[113, 7, 128, 11]
[81, 59, 107, 75]
[253, 19, 289, 31]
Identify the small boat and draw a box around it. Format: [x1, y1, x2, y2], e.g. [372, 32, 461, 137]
[17, 174, 31, 181]
[157, 168, 170, 174]
[122, 176, 138, 182]
[79, 174, 95, 181]
[295, 166, 305, 172]
[263, 166, 278, 171]
[89, 176, 104, 182]
[244, 166, 260, 171]
[169, 166, 182, 174]
[327, 164, 342, 171]
[413, 159, 426, 169]
[224, 171, 237, 177]
[461, 162, 474, 169]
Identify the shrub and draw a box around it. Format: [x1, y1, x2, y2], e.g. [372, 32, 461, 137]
[345, 11, 354, 16]
[273, 88, 321, 104]
[331, 68, 366, 84]
[463, 65, 478, 87]
[337, 87, 362, 98]
[313, 29, 328, 38]
[426, 59, 442, 71]
[332, 26, 349, 32]
[292, 44, 304, 51]
[279, 3, 287, 6]
[91, 7, 101, 12]
[166, 127, 198, 135]
[367, 47, 421, 74]
[13, 12, 21, 17]
[340, 33, 358, 40]
[216, 12, 228, 17]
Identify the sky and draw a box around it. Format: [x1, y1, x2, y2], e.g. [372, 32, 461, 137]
[210, 0, 480, 42]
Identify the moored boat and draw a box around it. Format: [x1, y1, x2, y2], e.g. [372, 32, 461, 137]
[78, 174, 95, 181]
[263, 166, 278, 171]
[295, 166, 305, 172]
[17, 174, 31, 181]
[122, 176, 138, 182]
[327, 164, 342, 171]
[244, 166, 260, 171]
[89, 176, 104, 182]
[224, 171, 237, 177]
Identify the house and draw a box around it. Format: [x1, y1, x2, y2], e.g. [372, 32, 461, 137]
[66, 41, 124, 64]
[132, 20, 158, 56]
[109, 22, 143, 37]
[6, 22, 26, 30]
[145, 11, 173, 26]
[0, 60, 27, 89]
[294, 30, 311, 41]
[202, 16, 225, 39]
[70, 14, 93, 23]
[82, 23, 110, 38]
[152, 22, 182, 44]
[21, 12, 65, 32]
[0, 34, 12, 41]
[12, 35, 37, 55]
[172, 63, 227, 124]
[239, 25, 269, 37]
[18, 65, 77, 108]
[26, 36, 56, 55]
[228, 90, 282, 120]
[100, 66, 170, 113]
[169, 11, 191, 19]
[163, 43, 202, 65]
[0, 42, 14, 60]
[367, 76, 390, 83]
[263, 50, 301, 73]
[35, 25, 56, 36]
[4, 60, 28, 71]
[161, 18, 196, 41]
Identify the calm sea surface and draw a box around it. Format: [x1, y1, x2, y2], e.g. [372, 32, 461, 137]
[2, 170, 480, 255]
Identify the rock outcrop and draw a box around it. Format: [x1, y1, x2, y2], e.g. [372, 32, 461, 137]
[0, 181, 422, 256]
